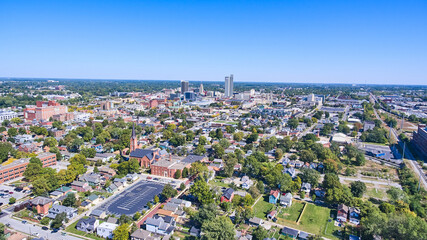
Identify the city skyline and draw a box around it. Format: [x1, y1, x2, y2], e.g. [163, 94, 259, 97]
[0, 0, 426, 85]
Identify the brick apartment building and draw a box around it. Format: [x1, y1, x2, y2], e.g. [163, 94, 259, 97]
[0, 152, 57, 183]
[23, 100, 68, 121]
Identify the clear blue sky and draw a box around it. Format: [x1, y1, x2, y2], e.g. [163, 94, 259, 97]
[1, 0, 426, 85]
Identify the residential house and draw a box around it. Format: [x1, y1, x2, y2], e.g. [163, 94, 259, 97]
[76, 217, 99, 233]
[130, 229, 160, 240]
[283, 167, 296, 178]
[71, 181, 92, 192]
[47, 204, 77, 219]
[145, 214, 176, 235]
[269, 189, 280, 204]
[97, 222, 118, 239]
[87, 194, 100, 204]
[281, 227, 299, 239]
[248, 217, 264, 226]
[189, 226, 201, 237]
[90, 209, 107, 219]
[29, 196, 53, 215]
[98, 167, 116, 180]
[349, 207, 361, 225]
[220, 188, 235, 202]
[280, 193, 292, 207]
[241, 176, 254, 190]
[301, 183, 311, 193]
[337, 204, 349, 222]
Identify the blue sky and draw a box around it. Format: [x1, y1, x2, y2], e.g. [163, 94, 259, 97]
[0, 0, 426, 85]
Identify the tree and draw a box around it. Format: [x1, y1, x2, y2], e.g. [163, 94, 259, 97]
[182, 167, 189, 178]
[118, 214, 132, 225]
[246, 133, 259, 144]
[194, 144, 206, 156]
[350, 181, 366, 198]
[252, 226, 268, 240]
[32, 178, 51, 196]
[202, 216, 235, 240]
[9, 197, 16, 204]
[174, 169, 182, 179]
[300, 168, 320, 187]
[51, 212, 67, 229]
[62, 193, 77, 207]
[180, 182, 186, 190]
[233, 132, 244, 142]
[7, 128, 17, 137]
[43, 137, 58, 147]
[355, 152, 366, 166]
[154, 195, 159, 204]
[300, 149, 316, 163]
[80, 147, 96, 158]
[199, 135, 208, 145]
[287, 118, 299, 129]
[133, 212, 141, 221]
[0, 142, 14, 163]
[275, 148, 283, 161]
[190, 179, 214, 205]
[161, 184, 177, 200]
[23, 157, 43, 181]
[112, 223, 129, 240]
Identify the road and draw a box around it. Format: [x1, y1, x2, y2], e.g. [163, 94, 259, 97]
[370, 93, 427, 189]
[0, 210, 83, 240]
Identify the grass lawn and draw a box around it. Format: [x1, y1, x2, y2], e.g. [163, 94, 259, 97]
[65, 218, 105, 240]
[277, 201, 305, 222]
[253, 195, 274, 219]
[276, 203, 341, 240]
[365, 188, 387, 199]
[209, 179, 230, 188]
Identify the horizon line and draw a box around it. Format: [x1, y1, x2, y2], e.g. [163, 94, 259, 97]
[0, 76, 426, 87]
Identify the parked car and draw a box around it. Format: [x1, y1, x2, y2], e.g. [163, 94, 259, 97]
[21, 220, 27, 224]
[51, 228, 59, 233]
[32, 233, 40, 237]
[42, 226, 49, 231]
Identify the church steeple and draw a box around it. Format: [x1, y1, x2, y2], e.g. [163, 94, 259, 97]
[130, 122, 137, 152]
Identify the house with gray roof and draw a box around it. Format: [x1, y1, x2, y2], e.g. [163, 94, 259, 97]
[76, 217, 99, 233]
[47, 204, 77, 219]
[145, 214, 176, 236]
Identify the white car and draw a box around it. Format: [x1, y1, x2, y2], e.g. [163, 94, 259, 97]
[32, 233, 40, 237]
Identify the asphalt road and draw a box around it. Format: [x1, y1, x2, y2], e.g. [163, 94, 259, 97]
[0, 211, 83, 240]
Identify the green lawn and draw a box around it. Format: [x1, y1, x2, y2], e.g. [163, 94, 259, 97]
[253, 195, 274, 218]
[277, 201, 305, 222]
[365, 188, 387, 199]
[209, 179, 230, 188]
[276, 203, 341, 240]
[65, 218, 105, 240]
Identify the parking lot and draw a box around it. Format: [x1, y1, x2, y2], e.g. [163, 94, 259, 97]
[95, 180, 165, 216]
[0, 185, 28, 206]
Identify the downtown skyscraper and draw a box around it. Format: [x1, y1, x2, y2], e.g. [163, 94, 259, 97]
[181, 80, 189, 93]
[224, 74, 234, 98]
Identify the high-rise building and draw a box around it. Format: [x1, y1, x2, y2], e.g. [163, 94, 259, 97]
[199, 84, 204, 94]
[181, 80, 189, 93]
[225, 74, 234, 98]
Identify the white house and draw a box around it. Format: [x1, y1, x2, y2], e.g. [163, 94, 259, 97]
[97, 222, 118, 239]
[280, 193, 293, 207]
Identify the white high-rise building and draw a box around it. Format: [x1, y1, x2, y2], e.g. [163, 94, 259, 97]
[225, 74, 234, 98]
[199, 84, 204, 94]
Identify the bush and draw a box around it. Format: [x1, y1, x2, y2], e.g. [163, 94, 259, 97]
[9, 197, 16, 204]
[40, 217, 50, 225]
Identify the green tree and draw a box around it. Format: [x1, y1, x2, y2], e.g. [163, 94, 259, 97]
[9, 197, 16, 204]
[275, 148, 283, 161]
[51, 212, 67, 229]
[174, 169, 182, 179]
[202, 216, 235, 240]
[62, 193, 77, 207]
[300, 168, 320, 187]
[161, 184, 177, 200]
[350, 181, 366, 198]
[190, 179, 214, 205]
[252, 226, 268, 240]
[112, 223, 129, 240]
[7, 128, 17, 137]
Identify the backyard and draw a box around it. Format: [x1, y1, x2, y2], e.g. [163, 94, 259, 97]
[253, 195, 342, 240]
[277, 201, 305, 222]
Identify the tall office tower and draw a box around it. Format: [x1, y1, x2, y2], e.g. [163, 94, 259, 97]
[225, 74, 234, 98]
[181, 80, 189, 93]
[199, 84, 204, 94]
